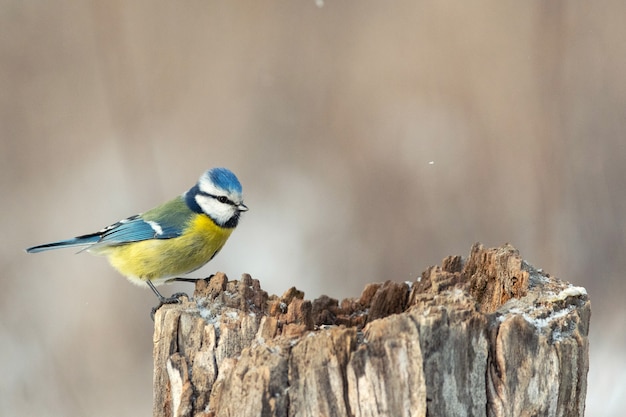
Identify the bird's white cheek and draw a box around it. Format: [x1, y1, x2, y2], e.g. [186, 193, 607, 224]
[195, 195, 235, 225]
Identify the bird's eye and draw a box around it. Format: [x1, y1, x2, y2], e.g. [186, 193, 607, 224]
[217, 196, 230, 204]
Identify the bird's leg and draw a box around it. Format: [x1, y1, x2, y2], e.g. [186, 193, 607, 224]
[169, 274, 215, 283]
[146, 280, 189, 303]
[147, 280, 189, 320]
[169, 277, 201, 283]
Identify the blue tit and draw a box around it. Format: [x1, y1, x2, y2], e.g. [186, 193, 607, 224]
[26, 168, 248, 304]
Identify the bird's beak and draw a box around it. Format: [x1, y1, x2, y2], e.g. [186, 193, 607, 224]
[238, 203, 249, 212]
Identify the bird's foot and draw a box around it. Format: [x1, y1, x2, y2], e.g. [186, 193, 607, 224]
[150, 292, 189, 321]
[162, 292, 189, 304]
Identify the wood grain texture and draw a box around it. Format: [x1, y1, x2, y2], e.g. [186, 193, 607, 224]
[153, 243, 590, 417]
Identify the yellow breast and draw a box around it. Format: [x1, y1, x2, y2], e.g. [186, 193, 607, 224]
[99, 214, 234, 286]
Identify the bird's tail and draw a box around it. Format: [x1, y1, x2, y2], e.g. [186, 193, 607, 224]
[25, 234, 101, 253]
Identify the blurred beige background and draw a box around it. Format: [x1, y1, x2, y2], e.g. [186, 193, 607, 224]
[2, 1, 624, 415]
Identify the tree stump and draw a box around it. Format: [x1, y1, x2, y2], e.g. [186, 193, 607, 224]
[152, 243, 590, 417]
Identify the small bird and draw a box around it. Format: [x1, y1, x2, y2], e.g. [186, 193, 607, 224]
[26, 168, 248, 308]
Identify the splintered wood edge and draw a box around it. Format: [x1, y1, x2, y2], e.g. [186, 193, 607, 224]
[155, 242, 590, 340]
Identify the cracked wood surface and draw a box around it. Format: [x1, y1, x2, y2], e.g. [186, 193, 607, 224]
[152, 243, 590, 417]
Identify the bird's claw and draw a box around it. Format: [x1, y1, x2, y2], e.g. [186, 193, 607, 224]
[163, 292, 189, 304]
[150, 292, 190, 321]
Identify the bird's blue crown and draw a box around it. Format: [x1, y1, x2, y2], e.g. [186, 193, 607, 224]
[207, 167, 243, 194]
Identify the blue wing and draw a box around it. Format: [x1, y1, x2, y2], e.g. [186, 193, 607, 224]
[26, 196, 191, 253]
[95, 214, 182, 244]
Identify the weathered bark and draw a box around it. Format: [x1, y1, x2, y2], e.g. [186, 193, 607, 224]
[153, 243, 590, 417]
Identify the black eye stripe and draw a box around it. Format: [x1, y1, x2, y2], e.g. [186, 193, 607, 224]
[198, 191, 234, 206]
